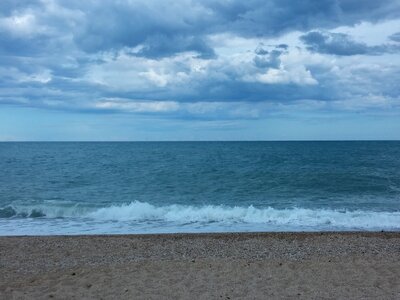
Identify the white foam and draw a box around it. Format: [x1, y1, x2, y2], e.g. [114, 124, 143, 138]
[87, 201, 400, 229]
[5, 201, 400, 231]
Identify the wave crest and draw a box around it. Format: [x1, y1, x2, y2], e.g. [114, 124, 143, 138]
[2, 201, 400, 230]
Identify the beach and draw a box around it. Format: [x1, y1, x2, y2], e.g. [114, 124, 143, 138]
[1, 232, 399, 299]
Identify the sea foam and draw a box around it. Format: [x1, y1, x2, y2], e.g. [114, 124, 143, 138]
[2, 201, 400, 231]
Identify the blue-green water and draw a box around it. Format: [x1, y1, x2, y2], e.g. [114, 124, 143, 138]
[1, 141, 400, 234]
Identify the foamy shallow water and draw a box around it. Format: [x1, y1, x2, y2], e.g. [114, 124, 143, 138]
[1, 201, 400, 235]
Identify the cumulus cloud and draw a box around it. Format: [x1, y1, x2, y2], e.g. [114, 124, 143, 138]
[0, 0, 400, 120]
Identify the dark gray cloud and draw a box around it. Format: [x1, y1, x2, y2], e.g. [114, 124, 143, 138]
[254, 45, 269, 56]
[67, 0, 217, 59]
[253, 50, 283, 69]
[0, 0, 42, 16]
[277, 44, 289, 50]
[0, 0, 400, 117]
[71, 0, 400, 58]
[300, 31, 400, 55]
[204, 0, 400, 37]
[135, 35, 216, 59]
[389, 32, 400, 42]
[2, 0, 400, 58]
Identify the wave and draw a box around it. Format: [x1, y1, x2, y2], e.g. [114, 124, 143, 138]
[0, 203, 94, 219]
[1, 201, 400, 230]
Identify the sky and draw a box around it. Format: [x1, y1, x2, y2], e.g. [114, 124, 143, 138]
[1, 0, 400, 141]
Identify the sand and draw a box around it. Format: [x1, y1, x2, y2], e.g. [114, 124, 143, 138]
[1, 232, 400, 299]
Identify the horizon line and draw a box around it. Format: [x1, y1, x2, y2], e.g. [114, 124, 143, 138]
[1, 140, 399, 143]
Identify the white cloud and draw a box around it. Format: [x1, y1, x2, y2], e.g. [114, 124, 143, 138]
[139, 69, 169, 87]
[95, 99, 180, 113]
[21, 70, 53, 84]
[0, 67, 52, 84]
[0, 13, 44, 36]
[250, 67, 318, 85]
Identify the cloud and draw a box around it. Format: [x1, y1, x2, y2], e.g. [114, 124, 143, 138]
[204, 0, 400, 37]
[0, 0, 400, 122]
[389, 32, 400, 42]
[300, 31, 400, 56]
[134, 35, 216, 59]
[95, 99, 180, 113]
[249, 67, 318, 86]
[253, 49, 283, 69]
[2, 0, 400, 57]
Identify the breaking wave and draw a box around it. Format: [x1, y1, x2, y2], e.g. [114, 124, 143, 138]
[1, 201, 400, 230]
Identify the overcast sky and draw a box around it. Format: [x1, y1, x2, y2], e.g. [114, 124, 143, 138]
[1, 0, 400, 141]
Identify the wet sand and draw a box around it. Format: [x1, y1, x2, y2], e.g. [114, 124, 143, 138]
[1, 232, 400, 299]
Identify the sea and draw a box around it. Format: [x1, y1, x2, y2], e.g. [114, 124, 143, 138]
[0, 141, 400, 235]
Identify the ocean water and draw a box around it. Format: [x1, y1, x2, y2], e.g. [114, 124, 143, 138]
[1, 141, 400, 235]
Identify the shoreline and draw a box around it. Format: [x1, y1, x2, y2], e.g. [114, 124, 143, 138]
[1, 230, 398, 238]
[1, 232, 400, 299]
[0, 230, 400, 239]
